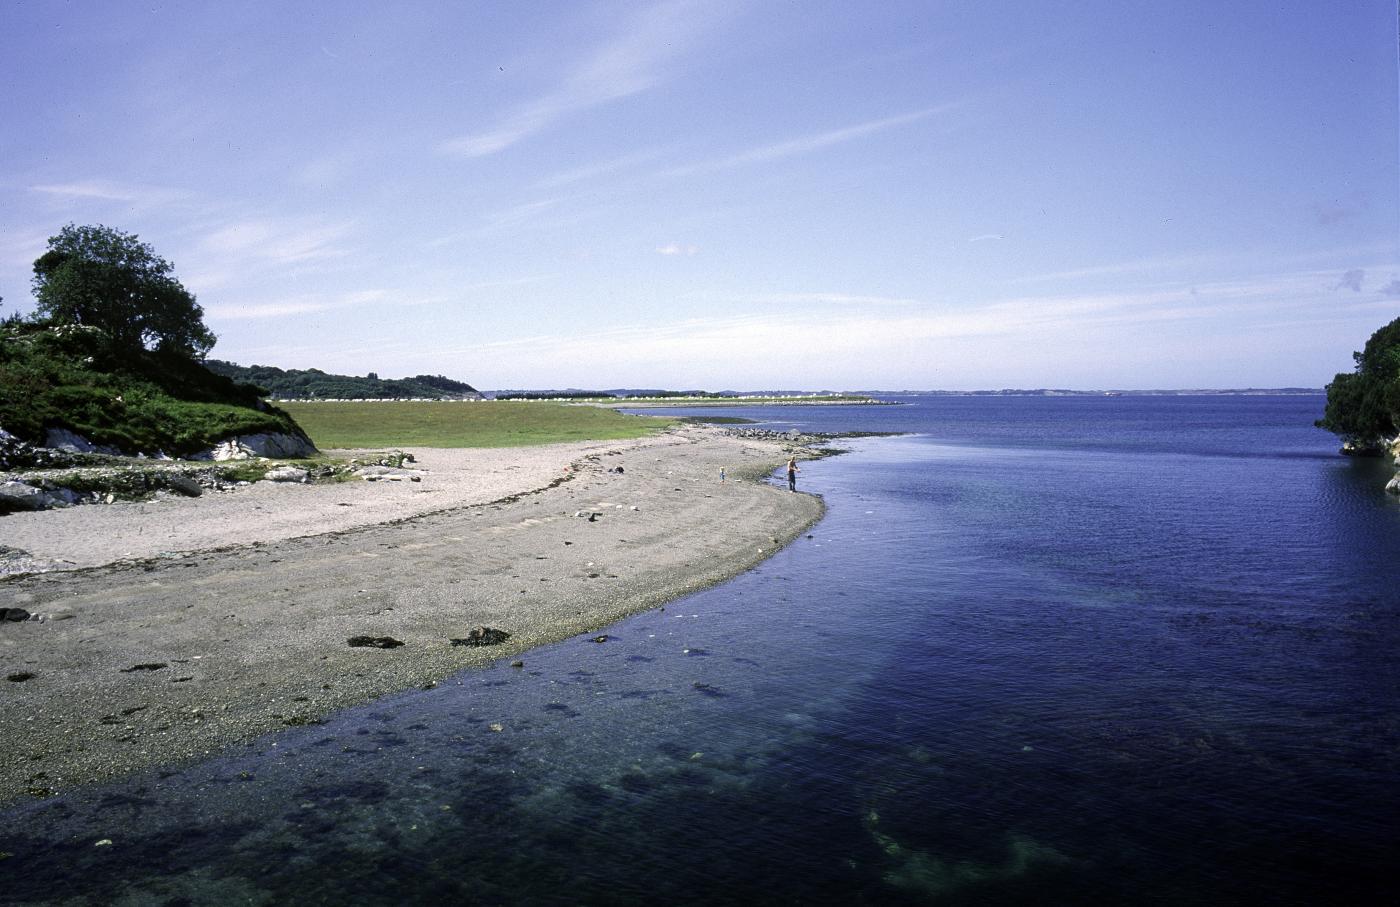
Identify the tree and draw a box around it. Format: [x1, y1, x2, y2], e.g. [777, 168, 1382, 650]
[31, 224, 216, 357]
[1317, 315, 1400, 450]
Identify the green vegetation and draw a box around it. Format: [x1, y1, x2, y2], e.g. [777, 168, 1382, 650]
[1, 224, 303, 456]
[205, 361, 479, 400]
[1317, 316, 1400, 451]
[281, 401, 673, 448]
[0, 320, 302, 455]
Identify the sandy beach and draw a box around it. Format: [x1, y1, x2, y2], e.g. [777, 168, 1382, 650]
[0, 424, 822, 807]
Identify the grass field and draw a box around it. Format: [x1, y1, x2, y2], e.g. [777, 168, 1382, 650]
[281, 401, 672, 449]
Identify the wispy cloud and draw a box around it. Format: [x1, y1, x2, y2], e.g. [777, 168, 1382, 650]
[28, 179, 190, 210]
[656, 242, 698, 256]
[439, 1, 722, 157]
[746, 292, 919, 307]
[1380, 278, 1400, 298]
[534, 147, 671, 190]
[968, 233, 1004, 243]
[199, 219, 355, 265]
[662, 105, 954, 178]
[206, 289, 387, 321]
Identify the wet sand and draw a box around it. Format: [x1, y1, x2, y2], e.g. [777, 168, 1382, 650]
[0, 425, 822, 806]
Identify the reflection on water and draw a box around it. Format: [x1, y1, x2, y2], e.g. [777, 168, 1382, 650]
[2, 397, 1398, 904]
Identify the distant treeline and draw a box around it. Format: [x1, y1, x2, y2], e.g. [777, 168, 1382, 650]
[491, 389, 728, 400]
[493, 391, 619, 400]
[205, 360, 479, 400]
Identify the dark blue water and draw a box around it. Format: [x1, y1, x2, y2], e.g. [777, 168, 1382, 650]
[4, 396, 1399, 905]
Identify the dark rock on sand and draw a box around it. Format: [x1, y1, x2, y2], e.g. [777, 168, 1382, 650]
[348, 636, 404, 649]
[7, 672, 36, 682]
[1, 608, 32, 622]
[450, 626, 511, 647]
[121, 663, 168, 672]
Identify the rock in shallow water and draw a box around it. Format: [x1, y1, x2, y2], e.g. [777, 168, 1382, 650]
[450, 627, 511, 647]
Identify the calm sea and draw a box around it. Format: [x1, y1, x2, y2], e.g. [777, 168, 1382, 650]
[3, 395, 1397, 905]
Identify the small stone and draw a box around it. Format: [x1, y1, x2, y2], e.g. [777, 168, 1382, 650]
[510, 660, 524, 668]
[7, 672, 36, 682]
[0, 608, 31, 622]
[488, 723, 504, 732]
[592, 635, 609, 643]
[347, 636, 404, 649]
[121, 663, 168, 673]
[94, 839, 113, 847]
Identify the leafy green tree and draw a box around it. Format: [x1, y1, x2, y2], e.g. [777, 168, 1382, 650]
[31, 224, 216, 357]
[1317, 315, 1400, 449]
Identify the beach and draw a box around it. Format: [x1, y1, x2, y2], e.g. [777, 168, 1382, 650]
[0, 424, 822, 807]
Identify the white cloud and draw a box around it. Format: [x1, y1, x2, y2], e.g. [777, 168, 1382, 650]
[656, 242, 698, 256]
[418, 262, 1398, 387]
[968, 234, 1004, 243]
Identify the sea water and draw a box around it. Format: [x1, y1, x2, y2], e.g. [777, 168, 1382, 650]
[2, 395, 1397, 905]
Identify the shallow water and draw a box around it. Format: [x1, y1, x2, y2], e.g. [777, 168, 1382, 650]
[3, 396, 1397, 904]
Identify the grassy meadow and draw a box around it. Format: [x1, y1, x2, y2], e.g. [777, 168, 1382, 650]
[281, 401, 672, 449]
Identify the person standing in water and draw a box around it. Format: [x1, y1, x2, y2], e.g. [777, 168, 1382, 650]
[786, 456, 799, 492]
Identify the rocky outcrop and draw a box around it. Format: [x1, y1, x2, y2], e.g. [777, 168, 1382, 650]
[43, 428, 124, 456]
[193, 432, 317, 461]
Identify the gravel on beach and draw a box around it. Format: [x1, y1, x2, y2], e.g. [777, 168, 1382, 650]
[0, 425, 822, 806]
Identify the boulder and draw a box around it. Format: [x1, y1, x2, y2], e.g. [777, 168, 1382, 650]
[0, 482, 46, 513]
[264, 466, 309, 483]
[164, 474, 204, 497]
[1387, 474, 1400, 495]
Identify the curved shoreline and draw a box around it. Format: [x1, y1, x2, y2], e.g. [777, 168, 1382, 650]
[0, 426, 823, 807]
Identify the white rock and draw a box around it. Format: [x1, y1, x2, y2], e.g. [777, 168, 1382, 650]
[264, 466, 310, 483]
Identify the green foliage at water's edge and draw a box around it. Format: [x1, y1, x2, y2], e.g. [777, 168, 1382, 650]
[1317, 315, 1400, 449]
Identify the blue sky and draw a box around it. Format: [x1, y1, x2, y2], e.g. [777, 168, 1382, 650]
[2, 1, 1396, 390]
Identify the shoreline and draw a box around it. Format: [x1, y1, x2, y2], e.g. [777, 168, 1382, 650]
[0, 425, 824, 808]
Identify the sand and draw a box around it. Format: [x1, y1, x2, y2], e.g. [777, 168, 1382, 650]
[0, 425, 822, 806]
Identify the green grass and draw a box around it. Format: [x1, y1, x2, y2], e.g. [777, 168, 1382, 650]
[281, 400, 673, 448]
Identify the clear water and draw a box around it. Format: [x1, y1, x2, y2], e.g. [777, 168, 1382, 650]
[3, 396, 1398, 905]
